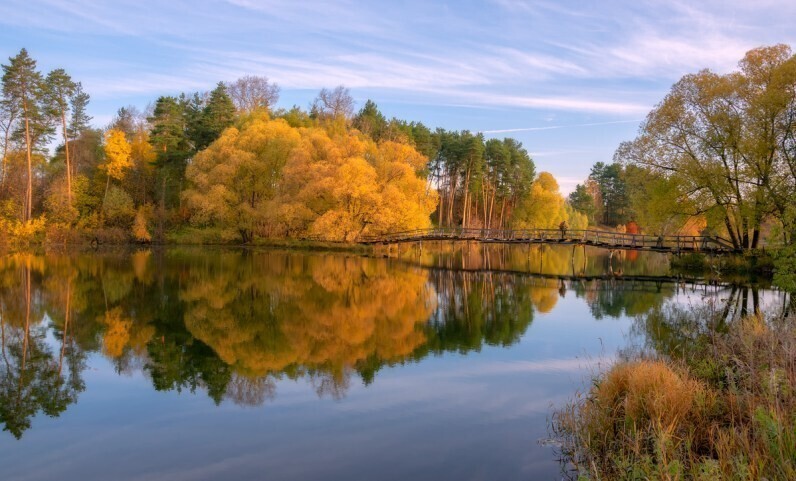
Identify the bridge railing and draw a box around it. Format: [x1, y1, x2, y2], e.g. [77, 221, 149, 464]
[359, 228, 736, 251]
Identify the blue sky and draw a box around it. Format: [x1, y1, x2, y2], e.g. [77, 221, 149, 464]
[1, 0, 794, 193]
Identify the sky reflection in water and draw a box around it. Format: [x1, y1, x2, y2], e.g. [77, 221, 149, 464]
[0, 247, 768, 480]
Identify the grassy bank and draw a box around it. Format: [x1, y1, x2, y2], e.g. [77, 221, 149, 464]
[0, 225, 372, 254]
[554, 310, 796, 480]
[670, 251, 775, 277]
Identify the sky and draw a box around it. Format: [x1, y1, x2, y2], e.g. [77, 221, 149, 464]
[1, 0, 794, 194]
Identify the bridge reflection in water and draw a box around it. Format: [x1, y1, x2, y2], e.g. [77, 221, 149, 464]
[360, 227, 739, 254]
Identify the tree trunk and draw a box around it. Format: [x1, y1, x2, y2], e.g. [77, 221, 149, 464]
[499, 198, 506, 229]
[23, 100, 33, 222]
[447, 172, 457, 227]
[724, 215, 739, 249]
[0, 117, 11, 190]
[61, 111, 72, 209]
[438, 180, 445, 227]
[488, 190, 496, 229]
[481, 183, 488, 229]
[103, 174, 110, 212]
[462, 168, 471, 228]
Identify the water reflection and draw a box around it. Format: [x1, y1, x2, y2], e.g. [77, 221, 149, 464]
[0, 255, 86, 439]
[383, 242, 673, 278]
[629, 283, 794, 360]
[0, 248, 756, 439]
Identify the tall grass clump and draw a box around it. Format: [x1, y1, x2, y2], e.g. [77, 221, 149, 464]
[554, 311, 796, 480]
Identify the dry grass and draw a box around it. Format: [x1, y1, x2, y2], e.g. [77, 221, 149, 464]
[554, 313, 796, 480]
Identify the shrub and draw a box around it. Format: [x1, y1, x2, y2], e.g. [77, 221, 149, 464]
[555, 313, 796, 480]
[102, 186, 135, 227]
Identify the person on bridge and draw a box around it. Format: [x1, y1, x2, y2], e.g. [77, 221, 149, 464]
[559, 220, 568, 240]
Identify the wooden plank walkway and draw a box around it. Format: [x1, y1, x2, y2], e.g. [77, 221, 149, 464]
[359, 227, 739, 253]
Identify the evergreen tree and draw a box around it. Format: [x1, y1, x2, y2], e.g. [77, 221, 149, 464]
[589, 162, 629, 226]
[148, 96, 191, 223]
[68, 82, 91, 139]
[45, 68, 78, 210]
[1, 48, 52, 221]
[196, 82, 235, 150]
[568, 184, 596, 224]
[353, 99, 387, 141]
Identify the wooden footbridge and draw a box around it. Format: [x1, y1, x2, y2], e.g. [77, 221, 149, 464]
[359, 227, 739, 254]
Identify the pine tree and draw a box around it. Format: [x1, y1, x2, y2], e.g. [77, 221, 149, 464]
[353, 99, 386, 141]
[148, 96, 191, 231]
[68, 82, 91, 139]
[45, 68, 78, 209]
[2, 48, 51, 221]
[0, 97, 18, 189]
[198, 82, 235, 150]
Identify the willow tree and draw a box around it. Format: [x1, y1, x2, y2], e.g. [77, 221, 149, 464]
[182, 117, 301, 242]
[616, 44, 796, 249]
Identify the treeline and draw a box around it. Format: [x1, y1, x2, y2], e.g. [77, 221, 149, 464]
[0, 49, 584, 245]
[566, 44, 796, 252]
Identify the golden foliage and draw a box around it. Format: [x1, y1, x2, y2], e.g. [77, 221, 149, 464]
[182, 119, 302, 240]
[513, 172, 568, 229]
[0, 216, 47, 245]
[103, 129, 133, 181]
[183, 117, 437, 241]
[179, 253, 435, 378]
[132, 206, 152, 242]
[100, 306, 133, 358]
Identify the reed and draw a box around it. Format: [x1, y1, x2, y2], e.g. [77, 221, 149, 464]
[554, 312, 796, 480]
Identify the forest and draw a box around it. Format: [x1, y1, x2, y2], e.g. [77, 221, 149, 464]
[1, 45, 795, 258]
[0, 49, 583, 246]
[577, 45, 796, 254]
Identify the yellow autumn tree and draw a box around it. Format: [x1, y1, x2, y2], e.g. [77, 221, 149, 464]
[103, 129, 133, 182]
[182, 117, 302, 242]
[102, 128, 133, 210]
[183, 116, 438, 242]
[274, 128, 437, 241]
[513, 172, 568, 229]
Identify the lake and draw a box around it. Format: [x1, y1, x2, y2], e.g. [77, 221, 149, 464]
[0, 246, 780, 480]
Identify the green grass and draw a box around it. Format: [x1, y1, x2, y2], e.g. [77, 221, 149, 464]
[164, 226, 372, 253]
[670, 251, 775, 277]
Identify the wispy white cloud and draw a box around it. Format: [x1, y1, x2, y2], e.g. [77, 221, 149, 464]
[482, 119, 643, 134]
[1, 0, 792, 186]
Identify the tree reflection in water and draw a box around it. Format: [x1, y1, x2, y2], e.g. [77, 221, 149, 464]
[0, 255, 86, 439]
[0, 248, 723, 438]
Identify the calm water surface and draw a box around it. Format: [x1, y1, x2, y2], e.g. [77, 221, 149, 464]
[0, 247, 776, 480]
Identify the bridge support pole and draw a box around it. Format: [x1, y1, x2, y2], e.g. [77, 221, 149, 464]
[571, 244, 577, 276]
[583, 245, 587, 274]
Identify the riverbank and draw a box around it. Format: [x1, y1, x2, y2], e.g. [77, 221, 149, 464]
[553, 307, 796, 480]
[1, 226, 372, 254]
[669, 250, 775, 277]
